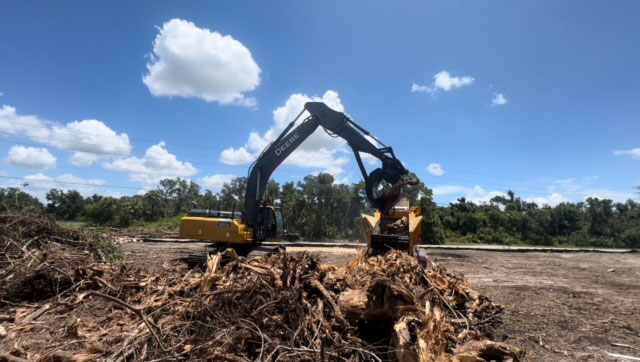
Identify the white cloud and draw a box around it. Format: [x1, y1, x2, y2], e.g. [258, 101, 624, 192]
[51, 119, 132, 165]
[7, 146, 56, 169]
[432, 185, 470, 196]
[432, 176, 637, 206]
[427, 163, 444, 176]
[219, 90, 353, 178]
[219, 147, 255, 165]
[613, 148, 640, 160]
[411, 83, 429, 93]
[56, 173, 106, 187]
[0, 105, 131, 165]
[412, 71, 474, 94]
[582, 189, 636, 203]
[200, 174, 235, 191]
[465, 186, 506, 204]
[491, 93, 507, 106]
[525, 193, 568, 207]
[548, 177, 636, 203]
[143, 18, 261, 106]
[104, 141, 197, 187]
[433, 184, 569, 206]
[16, 173, 106, 201]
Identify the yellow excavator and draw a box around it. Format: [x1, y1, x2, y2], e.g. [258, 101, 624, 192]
[179, 102, 422, 256]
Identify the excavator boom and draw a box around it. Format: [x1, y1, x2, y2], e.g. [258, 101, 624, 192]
[245, 102, 410, 233]
[180, 101, 422, 255]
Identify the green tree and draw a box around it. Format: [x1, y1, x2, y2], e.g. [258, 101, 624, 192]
[158, 178, 201, 216]
[0, 187, 43, 211]
[46, 189, 85, 220]
[195, 190, 219, 210]
[585, 197, 614, 237]
[142, 190, 167, 221]
[219, 177, 247, 211]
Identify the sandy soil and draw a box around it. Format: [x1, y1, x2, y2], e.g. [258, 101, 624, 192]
[121, 242, 640, 361]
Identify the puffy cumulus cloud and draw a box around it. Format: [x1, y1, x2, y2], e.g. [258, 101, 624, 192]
[582, 189, 637, 202]
[613, 148, 640, 160]
[465, 186, 506, 204]
[425, 184, 504, 204]
[0, 105, 51, 140]
[16, 173, 106, 201]
[143, 18, 261, 106]
[464, 186, 571, 206]
[426, 163, 444, 176]
[7, 146, 56, 169]
[50, 120, 132, 165]
[199, 174, 236, 191]
[0, 105, 131, 165]
[491, 93, 508, 106]
[525, 193, 568, 207]
[219, 147, 255, 165]
[412, 71, 474, 94]
[219, 90, 353, 178]
[104, 141, 197, 188]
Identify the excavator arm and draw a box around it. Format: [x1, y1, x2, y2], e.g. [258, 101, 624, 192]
[245, 102, 412, 233]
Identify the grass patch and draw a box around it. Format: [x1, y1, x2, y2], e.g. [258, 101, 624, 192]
[90, 231, 122, 262]
[146, 215, 184, 230]
[57, 220, 86, 229]
[120, 215, 184, 237]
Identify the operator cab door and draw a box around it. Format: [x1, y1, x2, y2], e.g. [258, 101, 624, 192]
[259, 207, 284, 240]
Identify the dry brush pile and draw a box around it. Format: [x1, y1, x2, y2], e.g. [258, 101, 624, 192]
[0, 212, 112, 303]
[0, 212, 523, 362]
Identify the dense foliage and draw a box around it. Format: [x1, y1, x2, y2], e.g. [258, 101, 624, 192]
[1, 178, 638, 248]
[441, 190, 640, 248]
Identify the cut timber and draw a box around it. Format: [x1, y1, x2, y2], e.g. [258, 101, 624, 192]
[21, 304, 50, 323]
[338, 289, 368, 319]
[393, 316, 421, 362]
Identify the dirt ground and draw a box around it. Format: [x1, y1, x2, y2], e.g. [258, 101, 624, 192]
[429, 250, 640, 362]
[121, 242, 640, 361]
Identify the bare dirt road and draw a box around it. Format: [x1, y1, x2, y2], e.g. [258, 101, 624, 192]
[122, 242, 640, 361]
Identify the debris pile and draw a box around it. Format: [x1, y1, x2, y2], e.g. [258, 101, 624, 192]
[383, 216, 409, 234]
[0, 212, 107, 303]
[0, 212, 523, 361]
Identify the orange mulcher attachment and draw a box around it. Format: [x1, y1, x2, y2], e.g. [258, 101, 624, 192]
[362, 197, 423, 256]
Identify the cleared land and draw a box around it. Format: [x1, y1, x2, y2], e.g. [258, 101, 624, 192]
[122, 242, 640, 361]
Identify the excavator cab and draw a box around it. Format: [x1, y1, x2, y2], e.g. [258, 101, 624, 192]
[257, 206, 284, 240]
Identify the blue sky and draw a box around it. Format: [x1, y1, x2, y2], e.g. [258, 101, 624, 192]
[0, 1, 638, 205]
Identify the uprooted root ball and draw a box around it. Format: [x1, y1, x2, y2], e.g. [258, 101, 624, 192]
[159, 249, 522, 361]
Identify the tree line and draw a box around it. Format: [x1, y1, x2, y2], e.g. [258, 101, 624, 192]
[1, 176, 638, 248]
